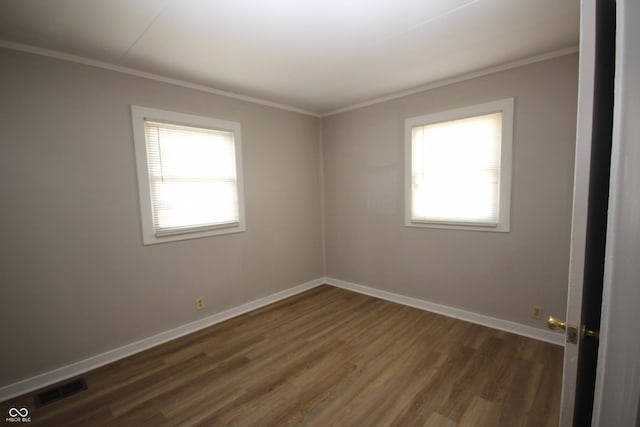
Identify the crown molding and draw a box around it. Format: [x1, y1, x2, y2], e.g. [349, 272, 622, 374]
[0, 40, 320, 118]
[320, 46, 579, 117]
[1, 40, 578, 119]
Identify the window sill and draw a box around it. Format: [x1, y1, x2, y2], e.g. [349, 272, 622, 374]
[405, 220, 509, 233]
[143, 223, 246, 245]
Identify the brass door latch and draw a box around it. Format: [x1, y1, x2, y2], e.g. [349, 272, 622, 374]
[547, 315, 599, 344]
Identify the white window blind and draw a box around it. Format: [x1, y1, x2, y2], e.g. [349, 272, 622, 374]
[144, 120, 239, 236]
[405, 98, 513, 232]
[411, 112, 502, 225]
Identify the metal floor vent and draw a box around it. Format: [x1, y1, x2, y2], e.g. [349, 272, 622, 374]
[35, 378, 87, 407]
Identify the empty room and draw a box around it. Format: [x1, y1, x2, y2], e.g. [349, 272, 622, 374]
[1, 1, 639, 426]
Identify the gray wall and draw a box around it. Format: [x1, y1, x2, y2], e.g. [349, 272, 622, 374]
[0, 48, 579, 389]
[322, 54, 578, 329]
[0, 49, 324, 386]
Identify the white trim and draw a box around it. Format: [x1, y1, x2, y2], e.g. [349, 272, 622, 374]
[324, 277, 565, 346]
[404, 98, 514, 233]
[1, 40, 576, 119]
[0, 40, 319, 118]
[558, 3, 597, 425]
[0, 276, 565, 401]
[131, 105, 247, 245]
[321, 46, 579, 117]
[0, 278, 324, 402]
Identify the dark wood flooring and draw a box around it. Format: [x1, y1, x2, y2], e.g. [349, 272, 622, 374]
[1, 285, 563, 426]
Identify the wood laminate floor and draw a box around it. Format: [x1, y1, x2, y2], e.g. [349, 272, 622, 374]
[1, 285, 563, 426]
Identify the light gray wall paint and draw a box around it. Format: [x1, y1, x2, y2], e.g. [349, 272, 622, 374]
[0, 48, 579, 389]
[0, 49, 323, 386]
[322, 54, 578, 329]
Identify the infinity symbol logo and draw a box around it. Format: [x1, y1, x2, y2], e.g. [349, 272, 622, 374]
[8, 407, 29, 417]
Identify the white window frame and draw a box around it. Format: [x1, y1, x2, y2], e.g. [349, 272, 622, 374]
[131, 105, 246, 245]
[404, 98, 514, 232]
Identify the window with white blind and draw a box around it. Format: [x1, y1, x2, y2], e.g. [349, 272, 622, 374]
[405, 99, 513, 232]
[131, 106, 245, 244]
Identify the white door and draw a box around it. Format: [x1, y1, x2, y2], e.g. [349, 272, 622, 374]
[558, 1, 596, 425]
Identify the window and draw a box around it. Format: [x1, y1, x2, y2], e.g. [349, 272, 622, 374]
[131, 106, 245, 244]
[405, 98, 513, 232]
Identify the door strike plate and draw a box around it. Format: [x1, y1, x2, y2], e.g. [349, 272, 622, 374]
[566, 326, 578, 344]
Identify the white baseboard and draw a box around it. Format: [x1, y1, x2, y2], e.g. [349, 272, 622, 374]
[0, 278, 324, 402]
[323, 277, 565, 347]
[1, 276, 564, 402]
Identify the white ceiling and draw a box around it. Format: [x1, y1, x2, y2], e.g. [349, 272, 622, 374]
[0, 0, 579, 115]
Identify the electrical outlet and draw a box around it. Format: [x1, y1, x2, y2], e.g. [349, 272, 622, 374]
[532, 305, 543, 320]
[196, 297, 205, 310]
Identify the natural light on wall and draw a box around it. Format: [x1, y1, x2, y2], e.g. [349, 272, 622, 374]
[405, 98, 513, 232]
